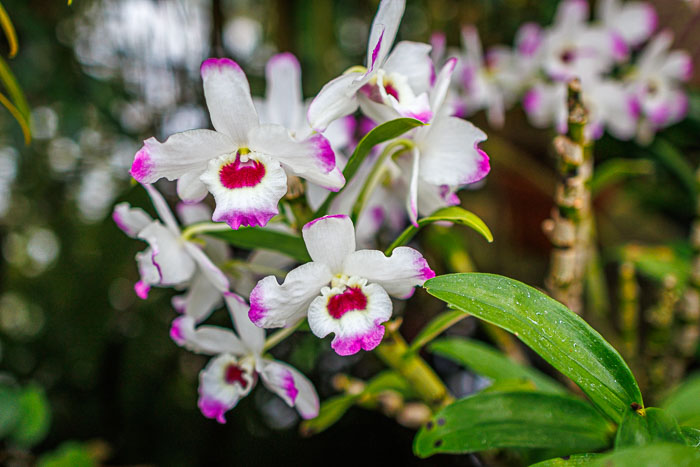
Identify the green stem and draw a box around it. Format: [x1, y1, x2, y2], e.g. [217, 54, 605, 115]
[263, 320, 304, 352]
[180, 222, 231, 241]
[374, 325, 453, 411]
[350, 139, 413, 224]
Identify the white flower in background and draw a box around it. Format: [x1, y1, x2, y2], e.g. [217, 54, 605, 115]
[308, 0, 434, 130]
[249, 215, 434, 356]
[130, 58, 344, 230]
[626, 31, 693, 141]
[596, 0, 657, 48]
[113, 185, 228, 321]
[541, 0, 626, 82]
[170, 293, 319, 423]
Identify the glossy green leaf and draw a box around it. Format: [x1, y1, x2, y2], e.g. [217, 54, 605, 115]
[10, 384, 51, 447]
[429, 337, 566, 394]
[590, 158, 654, 197]
[207, 226, 310, 262]
[406, 310, 469, 355]
[385, 206, 493, 255]
[479, 378, 538, 393]
[413, 391, 612, 458]
[299, 394, 357, 436]
[424, 273, 643, 422]
[313, 117, 424, 217]
[681, 427, 700, 447]
[589, 443, 700, 467]
[614, 407, 685, 448]
[662, 373, 700, 428]
[38, 442, 97, 467]
[530, 453, 601, 466]
[0, 383, 20, 438]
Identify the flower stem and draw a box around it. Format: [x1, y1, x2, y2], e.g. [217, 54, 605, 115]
[263, 320, 304, 352]
[180, 222, 231, 241]
[374, 324, 453, 411]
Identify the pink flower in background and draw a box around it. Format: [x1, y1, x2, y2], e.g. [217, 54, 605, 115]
[249, 215, 434, 356]
[597, 0, 657, 48]
[171, 293, 319, 423]
[130, 57, 344, 230]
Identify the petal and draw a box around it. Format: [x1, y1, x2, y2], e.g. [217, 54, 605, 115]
[248, 124, 345, 191]
[367, 0, 406, 69]
[137, 222, 196, 286]
[143, 184, 180, 234]
[342, 246, 435, 299]
[555, 0, 589, 29]
[112, 203, 152, 238]
[382, 41, 433, 94]
[135, 247, 160, 293]
[249, 261, 332, 328]
[176, 202, 212, 225]
[199, 151, 288, 229]
[224, 292, 265, 355]
[406, 147, 419, 227]
[130, 130, 235, 184]
[177, 171, 208, 203]
[197, 353, 255, 423]
[302, 214, 356, 273]
[307, 72, 364, 131]
[200, 58, 259, 144]
[258, 359, 320, 419]
[307, 279, 392, 356]
[418, 182, 460, 216]
[599, 0, 657, 47]
[172, 271, 223, 322]
[417, 116, 489, 186]
[661, 50, 693, 82]
[184, 242, 230, 292]
[430, 57, 458, 113]
[170, 315, 247, 355]
[357, 93, 402, 124]
[515, 22, 543, 57]
[265, 53, 304, 130]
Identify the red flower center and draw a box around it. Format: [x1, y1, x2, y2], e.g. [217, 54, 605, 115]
[219, 153, 266, 189]
[384, 82, 399, 100]
[224, 363, 248, 388]
[327, 286, 367, 319]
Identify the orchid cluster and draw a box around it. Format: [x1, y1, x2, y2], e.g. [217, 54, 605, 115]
[449, 0, 693, 143]
[115, 0, 489, 424]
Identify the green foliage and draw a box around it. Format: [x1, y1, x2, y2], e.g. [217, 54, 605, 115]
[207, 226, 310, 262]
[590, 158, 654, 197]
[37, 442, 97, 467]
[429, 337, 566, 394]
[588, 443, 700, 466]
[385, 206, 493, 255]
[413, 392, 613, 458]
[530, 453, 601, 466]
[405, 310, 468, 355]
[662, 373, 700, 428]
[0, 383, 20, 438]
[424, 273, 643, 423]
[313, 117, 425, 217]
[615, 407, 685, 448]
[10, 383, 51, 447]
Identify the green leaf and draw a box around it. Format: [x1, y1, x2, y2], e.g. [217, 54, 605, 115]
[385, 206, 493, 255]
[479, 378, 538, 393]
[313, 117, 424, 217]
[424, 273, 643, 423]
[662, 373, 700, 428]
[530, 453, 601, 466]
[681, 427, 700, 447]
[589, 443, 700, 467]
[406, 310, 469, 355]
[299, 394, 357, 437]
[429, 337, 566, 394]
[590, 158, 654, 197]
[38, 442, 97, 467]
[10, 384, 51, 447]
[616, 407, 686, 449]
[0, 383, 20, 438]
[207, 226, 310, 262]
[363, 371, 415, 398]
[413, 391, 612, 458]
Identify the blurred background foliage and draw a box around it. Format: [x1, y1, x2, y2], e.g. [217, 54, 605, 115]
[0, 0, 698, 465]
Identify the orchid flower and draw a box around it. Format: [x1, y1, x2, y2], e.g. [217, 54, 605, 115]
[248, 215, 435, 356]
[130, 58, 344, 230]
[307, 0, 434, 131]
[596, 0, 657, 48]
[113, 185, 229, 321]
[541, 0, 626, 82]
[171, 293, 319, 423]
[627, 31, 692, 141]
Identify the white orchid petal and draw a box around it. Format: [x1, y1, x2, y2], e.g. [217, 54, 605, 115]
[367, 0, 406, 69]
[307, 72, 364, 131]
[197, 354, 255, 424]
[224, 292, 265, 355]
[184, 242, 230, 292]
[302, 215, 356, 273]
[137, 222, 196, 286]
[170, 316, 247, 356]
[249, 261, 332, 328]
[177, 171, 208, 203]
[112, 203, 152, 238]
[258, 359, 320, 418]
[200, 58, 259, 144]
[265, 53, 304, 130]
[130, 130, 235, 185]
[382, 41, 433, 94]
[172, 271, 223, 322]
